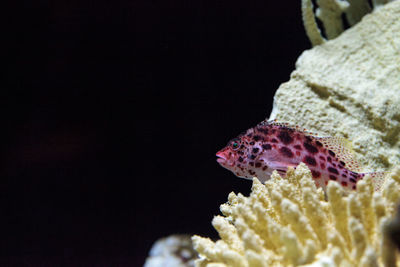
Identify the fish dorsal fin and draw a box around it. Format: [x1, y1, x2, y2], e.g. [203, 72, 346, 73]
[260, 120, 319, 136]
[316, 136, 362, 172]
[367, 171, 388, 192]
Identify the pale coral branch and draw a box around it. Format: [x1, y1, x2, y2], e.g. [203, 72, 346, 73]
[302, 0, 325, 46]
[315, 0, 349, 39]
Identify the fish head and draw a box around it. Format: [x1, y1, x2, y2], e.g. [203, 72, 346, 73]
[216, 121, 301, 182]
[216, 128, 264, 179]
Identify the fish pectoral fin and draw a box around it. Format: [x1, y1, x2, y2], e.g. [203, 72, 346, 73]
[316, 136, 362, 172]
[271, 162, 298, 177]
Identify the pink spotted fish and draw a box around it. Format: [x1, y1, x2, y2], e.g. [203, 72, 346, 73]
[216, 120, 386, 191]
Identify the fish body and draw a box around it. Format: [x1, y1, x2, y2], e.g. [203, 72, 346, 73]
[216, 120, 385, 191]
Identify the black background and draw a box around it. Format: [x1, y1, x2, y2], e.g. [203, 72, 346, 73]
[3, 0, 309, 265]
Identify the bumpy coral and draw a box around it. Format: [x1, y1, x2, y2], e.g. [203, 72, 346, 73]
[192, 163, 400, 266]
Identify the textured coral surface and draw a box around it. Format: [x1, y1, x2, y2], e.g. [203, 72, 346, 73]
[271, 0, 400, 172]
[193, 164, 400, 266]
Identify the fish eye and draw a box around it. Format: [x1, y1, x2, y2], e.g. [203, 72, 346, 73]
[231, 142, 239, 150]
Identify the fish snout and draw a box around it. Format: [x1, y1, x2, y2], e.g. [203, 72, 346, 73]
[216, 150, 227, 164]
[216, 150, 235, 166]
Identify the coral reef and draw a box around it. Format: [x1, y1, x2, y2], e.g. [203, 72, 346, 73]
[192, 163, 400, 266]
[191, 1, 400, 266]
[144, 235, 197, 267]
[272, 0, 400, 172]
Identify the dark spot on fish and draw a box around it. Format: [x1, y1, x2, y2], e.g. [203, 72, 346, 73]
[249, 170, 256, 175]
[329, 175, 337, 181]
[327, 156, 332, 162]
[262, 166, 268, 171]
[294, 145, 302, 150]
[271, 129, 276, 134]
[255, 162, 262, 168]
[278, 131, 293, 144]
[338, 164, 343, 169]
[240, 144, 245, 149]
[238, 151, 244, 155]
[238, 157, 243, 162]
[341, 181, 348, 187]
[252, 148, 259, 154]
[320, 163, 326, 169]
[253, 135, 262, 141]
[305, 136, 313, 142]
[271, 138, 278, 143]
[350, 178, 356, 183]
[316, 141, 323, 147]
[262, 144, 272, 150]
[319, 156, 326, 161]
[339, 161, 346, 166]
[304, 142, 318, 154]
[311, 170, 321, 178]
[332, 163, 336, 167]
[304, 156, 317, 166]
[249, 162, 254, 166]
[328, 150, 335, 157]
[350, 172, 358, 178]
[249, 141, 255, 145]
[328, 167, 339, 174]
[247, 134, 253, 138]
[352, 185, 356, 190]
[296, 151, 301, 156]
[249, 154, 256, 160]
[280, 146, 293, 158]
[342, 174, 347, 178]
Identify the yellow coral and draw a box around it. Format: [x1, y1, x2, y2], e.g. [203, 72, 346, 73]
[192, 163, 400, 266]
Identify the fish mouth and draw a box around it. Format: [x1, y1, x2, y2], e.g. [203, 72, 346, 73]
[216, 152, 227, 164]
[217, 158, 227, 165]
[216, 151, 235, 166]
